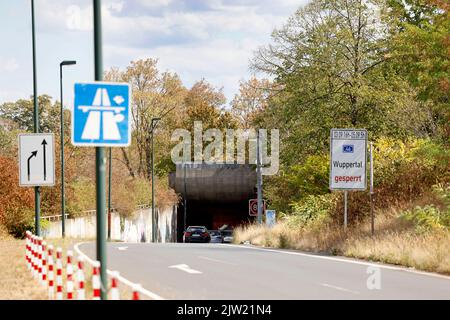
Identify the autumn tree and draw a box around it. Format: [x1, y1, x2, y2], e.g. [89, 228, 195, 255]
[252, 0, 428, 163]
[230, 77, 273, 129]
[0, 156, 34, 236]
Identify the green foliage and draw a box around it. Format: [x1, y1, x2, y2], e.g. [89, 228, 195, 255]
[0, 95, 64, 133]
[372, 137, 449, 206]
[287, 193, 338, 228]
[264, 154, 329, 213]
[388, 0, 449, 123]
[400, 205, 449, 233]
[66, 178, 96, 215]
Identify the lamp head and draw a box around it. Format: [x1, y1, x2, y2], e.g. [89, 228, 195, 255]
[60, 60, 77, 66]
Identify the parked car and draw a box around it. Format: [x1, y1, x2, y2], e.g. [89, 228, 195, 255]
[183, 226, 211, 243]
[221, 230, 234, 243]
[208, 230, 224, 243]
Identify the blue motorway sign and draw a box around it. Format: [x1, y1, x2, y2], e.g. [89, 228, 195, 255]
[72, 82, 131, 147]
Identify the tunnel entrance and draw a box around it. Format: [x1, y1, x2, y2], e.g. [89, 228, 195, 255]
[170, 163, 257, 242]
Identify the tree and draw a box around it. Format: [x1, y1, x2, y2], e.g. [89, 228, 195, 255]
[0, 156, 34, 236]
[387, 0, 449, 140]
[0, 95, 62, 133]
[105, 59, 187, 179]
[230, 77, 274, 129]
[252, 0, 427, 164]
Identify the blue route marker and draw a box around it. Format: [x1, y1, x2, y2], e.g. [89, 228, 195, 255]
[72, 82, 131, 147]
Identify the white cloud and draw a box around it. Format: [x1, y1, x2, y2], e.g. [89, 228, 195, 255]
[0, 57, 19, 72]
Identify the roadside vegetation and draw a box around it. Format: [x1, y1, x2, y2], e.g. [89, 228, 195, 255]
[0, 0, 448, 275]
[234, 0, 449, 274]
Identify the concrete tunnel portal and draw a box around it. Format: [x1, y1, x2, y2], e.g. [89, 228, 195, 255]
[169, 163, 257, 242]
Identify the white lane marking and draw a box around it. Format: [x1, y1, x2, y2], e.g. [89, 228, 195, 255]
[198, 256, 237, 266]
[74, 242, 164, 300]
[117, 246, 128, 251]
[169, 264, 202, 274]
[225, 244, 450, 280]
[320, 283, 360, 295]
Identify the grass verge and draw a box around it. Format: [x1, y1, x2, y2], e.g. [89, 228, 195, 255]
[234, 207, 450, 275]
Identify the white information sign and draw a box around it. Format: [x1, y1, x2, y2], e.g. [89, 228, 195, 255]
[18, 133, 55, 187]
[329, 129, 367, 190]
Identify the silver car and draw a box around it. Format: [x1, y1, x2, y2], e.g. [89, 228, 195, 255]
[209, 230, 224, 243]
[221, 230, 234, 243]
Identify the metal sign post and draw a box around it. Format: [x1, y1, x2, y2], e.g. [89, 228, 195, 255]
[30, 0, 40, 236]
[344, 191, 348, 230]
[256, 130, 263, 224]
[94, 0, 106, 300]
[370, 141, 374, 236]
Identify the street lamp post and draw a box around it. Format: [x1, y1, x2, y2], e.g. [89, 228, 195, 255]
[59, 60, 76, 238]
[31, 0, 40, 236]
[256, 130, 263, 224]
[151, 117, 161, 243]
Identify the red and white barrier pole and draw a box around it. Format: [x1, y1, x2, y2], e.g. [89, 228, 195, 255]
[25, 231, 31, 269]
[47, 245, 55, 300]
[76, 256, 86, 300]
[32, 235, 38, 278]
[37, 237, 43, 284]
[110, 272, 120, 300]
[41, 241, 47, 286]
[92, 261, 101, 300]
[56, 247, 63, 300]
[66, 251, 74, 300]
[132, 284, 141, 300]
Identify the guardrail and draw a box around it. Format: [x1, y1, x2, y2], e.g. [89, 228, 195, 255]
[25, 230, 162, 300]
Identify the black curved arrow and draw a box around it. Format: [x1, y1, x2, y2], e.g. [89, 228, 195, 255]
[27, 151, 38, 181]
[42, 139, 47, 180]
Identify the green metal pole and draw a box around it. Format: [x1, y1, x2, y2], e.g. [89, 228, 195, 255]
[60, 65, 65, 238]
[93, 0, 107, 300]
[31, 0, 40, 236]
[108, 147, 112, 241]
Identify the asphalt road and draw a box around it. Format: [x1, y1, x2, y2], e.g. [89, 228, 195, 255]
[77, 242, 450, 300]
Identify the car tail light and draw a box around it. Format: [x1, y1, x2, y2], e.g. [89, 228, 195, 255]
[184, 232, 191, 236]
[201, 232, 208, 237]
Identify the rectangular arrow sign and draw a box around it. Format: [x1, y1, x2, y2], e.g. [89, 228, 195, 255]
[18, 133, 55, 187]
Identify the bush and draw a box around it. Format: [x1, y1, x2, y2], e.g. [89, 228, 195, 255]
[399, 183, 450, 233]
[0, 156, 34, 237]
[288, 193, 337, 228]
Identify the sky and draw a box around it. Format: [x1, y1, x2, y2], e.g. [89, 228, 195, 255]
[0, 0, 308, 109]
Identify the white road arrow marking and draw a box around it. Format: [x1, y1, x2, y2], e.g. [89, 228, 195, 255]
[169, 264, 202, 274]
[117, 246, 128, 251]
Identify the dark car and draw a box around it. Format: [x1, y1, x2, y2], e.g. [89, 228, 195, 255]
[183, 226, 211, 243]
[208, 230, 224, 243]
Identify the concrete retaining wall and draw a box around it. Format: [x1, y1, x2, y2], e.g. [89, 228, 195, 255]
[42, 206, 177, 243]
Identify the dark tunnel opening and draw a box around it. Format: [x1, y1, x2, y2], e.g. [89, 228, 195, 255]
[170, 163, 257, 242]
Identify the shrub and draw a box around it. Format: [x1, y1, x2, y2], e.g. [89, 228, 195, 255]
[287, 193, 338, 228]
[400, 205, 449, 232]
[0, 156, 34, 237]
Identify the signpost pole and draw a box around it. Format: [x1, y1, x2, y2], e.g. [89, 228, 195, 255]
[370, 142, 374, 236]
[108, 147, 112, 241]
[31, 0, 40, 236]
[93, 0, 107, 300]
[256, 129, 263, 224]
[344, 190, 348, 231]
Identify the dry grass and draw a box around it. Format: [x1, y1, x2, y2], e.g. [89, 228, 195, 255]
[0, 226, 47, 299]
[0, 228, 135, 300]
[234, 209, 450, 275]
